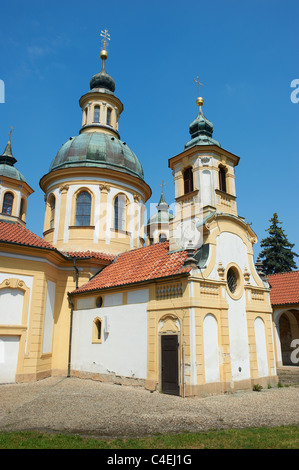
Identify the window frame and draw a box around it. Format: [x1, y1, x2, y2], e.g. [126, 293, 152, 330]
[94, 105, 100, 123]
[106, 107, 112, 126]
[183, 167, 194, 194]
[2, 191, 14, 215]
[92, 317, 103, 344]
[75, 190, 92, 227]
[114, 194, 126, 231]
[49, 195, 56, 229]
[218, 165, 227, 193]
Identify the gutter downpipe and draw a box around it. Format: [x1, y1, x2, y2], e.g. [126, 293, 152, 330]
[183, 339, 185, 398]
[73, 258, 79, 289]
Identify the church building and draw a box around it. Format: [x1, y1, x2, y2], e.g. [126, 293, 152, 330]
[0, 33, 281, 396]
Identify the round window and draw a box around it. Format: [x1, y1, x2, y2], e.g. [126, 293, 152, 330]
[227, 267, 238, 294]
[96, 296, 103, 308]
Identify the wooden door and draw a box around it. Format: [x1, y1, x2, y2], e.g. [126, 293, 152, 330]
[161, 335, 179, 395]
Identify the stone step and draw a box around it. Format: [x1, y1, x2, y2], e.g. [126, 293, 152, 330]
[277, 367, 299, 385]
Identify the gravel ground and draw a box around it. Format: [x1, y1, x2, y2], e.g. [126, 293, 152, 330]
[0, 377, 298, 438]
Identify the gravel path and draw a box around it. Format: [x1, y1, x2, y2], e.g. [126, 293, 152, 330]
[0, 377, 298, 438]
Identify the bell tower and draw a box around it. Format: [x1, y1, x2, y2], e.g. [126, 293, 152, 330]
[168, 81, 240, 251]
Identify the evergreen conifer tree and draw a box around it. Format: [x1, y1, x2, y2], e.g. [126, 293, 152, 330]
[259, 213, 298, 274]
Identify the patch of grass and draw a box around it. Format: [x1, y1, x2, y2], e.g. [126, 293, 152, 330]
[252, 384, 263, 392]
[0, 426, 298, 449]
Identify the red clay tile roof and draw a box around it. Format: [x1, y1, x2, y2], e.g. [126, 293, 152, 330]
[0, 220, 57, 251]
[63, 250, 115, 262]
[0, 221, 117, 264]
[268, 271, 299, 306]
[73, 241, 192, 294]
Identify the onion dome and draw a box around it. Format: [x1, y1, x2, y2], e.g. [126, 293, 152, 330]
[185, 96, 220, 149]
[0, 133, 27, 182]
[49, 132, 144, 180]
[90, 47, 115, 93]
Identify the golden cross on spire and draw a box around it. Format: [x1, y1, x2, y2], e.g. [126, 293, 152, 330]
[100, 29, 110, 50]
[8, 126, 14, 140]
[160, 180, 166, 192]
[194, 76, 204, 97]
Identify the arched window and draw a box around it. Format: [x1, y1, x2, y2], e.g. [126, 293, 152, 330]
[75, 191, 91, 226]
[183, 167, 193, 194]
[95, 318, 102, 340]
[159, 233, 167, 242]
[107, 108, 112, 126]
[94, 106, 100, 123]
[92, 317, 103, 343]
[2, 192, 14, 215]
[219, 166, 227, 192]
[114, 194, 126, 231]
[49, 195, 56, 229]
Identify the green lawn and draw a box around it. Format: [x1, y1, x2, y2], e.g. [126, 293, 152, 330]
[0, 426, 298, 449]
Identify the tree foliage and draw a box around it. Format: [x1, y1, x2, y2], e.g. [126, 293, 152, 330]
[259, 213, 298, 275]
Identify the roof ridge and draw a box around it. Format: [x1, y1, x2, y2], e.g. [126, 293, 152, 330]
[267, 270, 299, 277]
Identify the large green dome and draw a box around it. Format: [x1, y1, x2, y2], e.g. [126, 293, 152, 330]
[49, 132, 144, 180]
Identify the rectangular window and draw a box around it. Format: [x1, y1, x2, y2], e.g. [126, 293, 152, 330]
[94, 106, 100, 123]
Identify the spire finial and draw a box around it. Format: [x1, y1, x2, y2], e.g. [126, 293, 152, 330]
[8, 126, 14, 142]
[160, 180, 166, 193]
[194, 76, 204, 107]
[1, 126, 17, 164]
[100, 29, 110, 63]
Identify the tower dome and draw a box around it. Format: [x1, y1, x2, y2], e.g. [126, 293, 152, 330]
[90, 64, 116, 93]
[185, 95, 221, 149]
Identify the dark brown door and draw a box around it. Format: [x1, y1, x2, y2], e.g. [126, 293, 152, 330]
[161, 335, 179, 396]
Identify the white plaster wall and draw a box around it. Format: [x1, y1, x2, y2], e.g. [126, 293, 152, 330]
[209, 232, 257, 286]
[0, 336, 19, 383]
[104, 293, 123, 307]
[0, 288, 24, 325]
[227, 293, 251, 381]
[42, 280, 56, 354]
[200, 169, 214, 207]
[71, 299, 148, 379]
[93, 187, 102, 243]
[209, 232, 253, 382]
[203, 314, 220, 383]
[51, 187, 61, 245]
[189, 307, 197, 386]
[254, 317, 269, 377]
[77, 296, 95, 310]
[127, 289, 149, 304]
[0, 273, 32, 354]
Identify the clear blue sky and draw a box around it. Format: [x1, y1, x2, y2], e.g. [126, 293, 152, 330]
[0, 0, 298, 260]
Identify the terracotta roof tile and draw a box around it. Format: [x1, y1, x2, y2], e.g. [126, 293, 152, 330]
[0, 220, 56, 250]
[0, 221, 116, 265]
[73, 241, 192, 294]
[268, 271, 299, 306]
